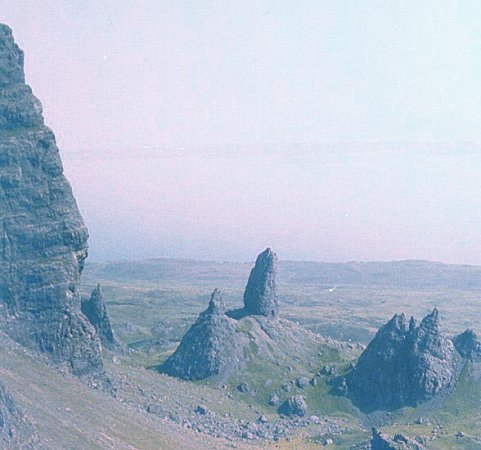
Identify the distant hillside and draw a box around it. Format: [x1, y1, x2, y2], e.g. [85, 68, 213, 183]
[85, 258, 481, 290]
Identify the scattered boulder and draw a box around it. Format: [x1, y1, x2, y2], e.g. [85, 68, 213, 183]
[81, 284, 120, 351]
[268, 394, 280, 406]
[243, 248, 279, 317]
[161, 289, 237, 380]
[278, 395, 307, 417]
[195, 405, 209, 415]
[371, 428, 427, 449]
[453, 329, 481, 358]
[344, 309, 460, 412]
[237, 382, 249, 393]
[0, 23, 106, 384]
[296, 377, 310, 389]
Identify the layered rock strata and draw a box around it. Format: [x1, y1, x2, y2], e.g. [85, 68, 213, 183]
[0, 24, 105, 381]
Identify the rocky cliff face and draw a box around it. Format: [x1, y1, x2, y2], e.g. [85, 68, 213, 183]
[161, 289, 237, 380]
[243, 248, 279, 317]
[81, 285, 119, 351]
[0, 24, 105, 382]
[344, 309, 460, 412]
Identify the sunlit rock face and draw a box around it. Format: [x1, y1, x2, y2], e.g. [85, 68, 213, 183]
[0, 24, 105, 382]
[243, 248, 279, 317]
[344, 309, 460, 412]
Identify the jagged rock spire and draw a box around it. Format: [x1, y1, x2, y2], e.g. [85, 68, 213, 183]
[344, 309, 459, 412]
[206, 288, 225, 314]
[81, 284, 119, 351]
[243, 248, 279, 317]
[0, 24, 106, 384]
[161, 289, 237, 380]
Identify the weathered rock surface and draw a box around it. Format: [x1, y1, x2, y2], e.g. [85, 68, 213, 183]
[161, 289, 237, 380]
[243, 248, 279, 317]
[371, 428, 427, 449]
[278, 395, 307, 417]
[0, 24, 105, 382]
[453, 329, 481, 359]
[81, 284, 119, 351]
[344, 309, 460, 412]
[0, 381, 37, 448]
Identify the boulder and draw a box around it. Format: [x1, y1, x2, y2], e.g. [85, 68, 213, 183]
[371, 428, 427, 449]
[278, 395, 307, 417]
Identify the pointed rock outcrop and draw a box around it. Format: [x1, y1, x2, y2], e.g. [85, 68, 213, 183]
[81, 284, 119, 351]
[161, 289, 237, 380]
[0, 24, 105, 382]
[344, 309, 460, 412]
[453, 329, 481, 359]
[243, 248, 279, 317]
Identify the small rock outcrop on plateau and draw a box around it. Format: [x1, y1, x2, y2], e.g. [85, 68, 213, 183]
[371, 428, 427, 450]
[453, 329, 481, 359]
[0, 24, 105, 382]
[81, 284, 120, 351]
[0, 381, 37, 448]
[161, 289, 237, 380]
[343, 309, 460, 412]
[243, 248, 279, 317]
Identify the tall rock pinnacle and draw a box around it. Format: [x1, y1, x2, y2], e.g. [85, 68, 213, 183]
[243, 248, 279, 317]
[0, 24, 105, 382]
[161, 289, 237, 380]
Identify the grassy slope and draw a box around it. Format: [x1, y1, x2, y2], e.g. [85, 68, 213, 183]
[0, 332, 256, 450]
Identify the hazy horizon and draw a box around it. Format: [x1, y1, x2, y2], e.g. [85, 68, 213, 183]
[3, 1, 481, 264]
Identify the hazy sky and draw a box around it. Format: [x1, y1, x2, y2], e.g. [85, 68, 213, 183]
[2, 1, 481, 263]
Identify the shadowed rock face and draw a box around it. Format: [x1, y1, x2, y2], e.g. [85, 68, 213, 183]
[81, 285, 119, 351]
[243, 248, 279, 317]
[344, 309, 460, 412]
[453, 329, 481, 359]
[161, 289, 237, 380]
[0, 24, 105, 382]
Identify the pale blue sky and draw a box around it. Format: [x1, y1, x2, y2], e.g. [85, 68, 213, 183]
[2, 1, 481, 263]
